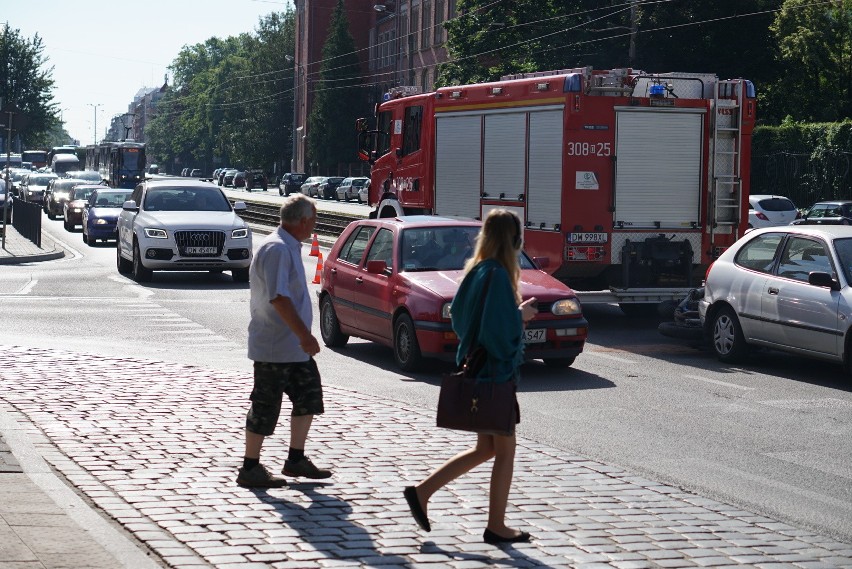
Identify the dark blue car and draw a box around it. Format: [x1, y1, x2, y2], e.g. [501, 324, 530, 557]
[82, 188, 132, 246]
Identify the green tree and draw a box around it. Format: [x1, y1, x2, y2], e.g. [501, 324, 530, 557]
[145, 12, 294, 175]
[307, 0, 366, 172]
[763, 0, 852, 122]
[0, 23, 59, 149]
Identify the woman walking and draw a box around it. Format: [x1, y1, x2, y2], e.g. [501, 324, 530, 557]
[404, 209, 537, 544]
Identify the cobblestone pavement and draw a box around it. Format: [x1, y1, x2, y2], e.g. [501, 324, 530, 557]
[0, 345, 850, 569]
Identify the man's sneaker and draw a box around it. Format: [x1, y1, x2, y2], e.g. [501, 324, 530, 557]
[236, 463, 288, 488]
[282, 457, 332, 479]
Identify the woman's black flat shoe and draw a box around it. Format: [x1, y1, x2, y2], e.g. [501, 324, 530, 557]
[403, 486, 431, 532]
[483, 528, 531, 544]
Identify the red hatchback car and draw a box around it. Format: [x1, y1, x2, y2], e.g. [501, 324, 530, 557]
[318, 216, 588, 371]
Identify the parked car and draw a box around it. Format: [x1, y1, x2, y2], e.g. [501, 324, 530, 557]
[748, 194, 799, 228]
[222, 169, 239, 187]
[217, 169, 230, 186]
[357, 179, 370, 204]
[700, 225, 852, 372]
[82, 188, 133, 245]
[189, 168, 203, 178]
[20, 172, 57, 205]
[318, 216, 588, 371]
[233, 171, 246, 188]
[44, 177, 86, 220]
[300, 176, 327, 198]
[792, 200, 852, 226]
[63, 184, 102, 231]
[116, 179, 252, 283]
[279, 172, 308, 196]
[336, 177, 369, 202]
[181, 168, 190, 177]
[245, 170, 268, 192]
[317, 177, 345, 200]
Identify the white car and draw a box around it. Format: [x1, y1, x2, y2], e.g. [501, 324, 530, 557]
[700, 225, 852, 372]
[748, 194, 799, 228]
[116, 179, 252, 283]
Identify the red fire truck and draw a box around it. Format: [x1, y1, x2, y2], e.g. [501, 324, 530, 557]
[356, 67, 756, 308]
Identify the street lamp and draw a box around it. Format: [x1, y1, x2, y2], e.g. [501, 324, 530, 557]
[87, 103, 102, 145]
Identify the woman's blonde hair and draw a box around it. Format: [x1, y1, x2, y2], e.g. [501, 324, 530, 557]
[464, 209, 522, 304]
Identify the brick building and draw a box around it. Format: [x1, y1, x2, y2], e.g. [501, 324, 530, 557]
[293, 0, 457, 172]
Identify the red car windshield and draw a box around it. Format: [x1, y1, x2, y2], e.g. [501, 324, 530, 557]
[399, 226, 535, 272]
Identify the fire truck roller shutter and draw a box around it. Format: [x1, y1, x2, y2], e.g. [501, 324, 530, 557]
[434, 114, 482, 218]
[483, 112, 526, 204]
[613, 108, 704, 229]
[526, 109, 564, 230]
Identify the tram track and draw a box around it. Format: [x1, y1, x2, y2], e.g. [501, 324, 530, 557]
[229, 197, 366, 238]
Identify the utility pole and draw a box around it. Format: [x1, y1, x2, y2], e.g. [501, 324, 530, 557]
[629, 0, 638, 66]
[286, 55, 300, 173]
[87, 103, 102, 145]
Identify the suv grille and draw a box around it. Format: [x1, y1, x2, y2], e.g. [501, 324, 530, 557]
[174, 230, 225, 257]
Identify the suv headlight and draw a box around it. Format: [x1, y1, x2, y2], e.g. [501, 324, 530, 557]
[231, 227, 249, 239]
[144, 228, 168, 239]
[551, 298, 582, 315]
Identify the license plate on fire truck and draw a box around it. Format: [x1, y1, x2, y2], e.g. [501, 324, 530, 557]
[568, 232, 607, 243]
[522, 329, 546, 344]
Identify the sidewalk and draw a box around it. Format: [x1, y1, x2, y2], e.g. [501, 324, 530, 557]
[0, 345, 850, 568]
[0, 224, 65, 264]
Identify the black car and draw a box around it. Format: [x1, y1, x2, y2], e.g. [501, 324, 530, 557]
[793, 200, 852, 225]
[317, 177, 345, 199]
[245, 170, 268, 192]
[279, 172, 308, 196]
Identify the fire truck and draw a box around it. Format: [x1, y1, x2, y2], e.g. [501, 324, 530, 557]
[356, 67, 756, 308]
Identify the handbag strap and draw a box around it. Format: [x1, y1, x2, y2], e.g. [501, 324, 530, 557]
[465, 266, 495, 358]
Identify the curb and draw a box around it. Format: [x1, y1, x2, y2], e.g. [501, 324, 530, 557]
[0, 248, 65, 264]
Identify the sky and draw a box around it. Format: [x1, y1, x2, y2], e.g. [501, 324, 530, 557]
[8, 0, 290, 148]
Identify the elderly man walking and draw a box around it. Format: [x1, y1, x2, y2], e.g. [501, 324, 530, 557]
[237, 193, 332, 488]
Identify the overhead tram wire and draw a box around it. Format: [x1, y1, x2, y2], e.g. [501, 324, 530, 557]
[150, 0, 823, 118]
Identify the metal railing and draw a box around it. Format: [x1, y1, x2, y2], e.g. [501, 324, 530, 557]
[11, 200, 42, 247]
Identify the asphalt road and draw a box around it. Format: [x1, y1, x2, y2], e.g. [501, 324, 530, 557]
[0, 211, 850, 546]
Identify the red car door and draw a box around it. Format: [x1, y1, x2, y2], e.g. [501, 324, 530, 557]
[348, 228, 396, 343]
[327, 225, 376, 334]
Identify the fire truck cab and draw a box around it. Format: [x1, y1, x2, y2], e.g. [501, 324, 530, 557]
[357, 67, 756, 306]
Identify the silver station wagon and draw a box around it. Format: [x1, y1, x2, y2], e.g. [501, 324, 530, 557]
[700, 225, 852, 373]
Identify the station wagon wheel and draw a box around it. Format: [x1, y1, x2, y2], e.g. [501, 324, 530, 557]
[393, 313, 422, 372]
[320, 296, 349, 347]
[711, 306, 747, 363]
[132, 240, 153, 282]
[116, 240, 132, 274]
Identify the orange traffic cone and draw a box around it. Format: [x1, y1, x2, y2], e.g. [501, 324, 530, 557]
[309, 233, 320, 257]
[312, 252, 323, 284]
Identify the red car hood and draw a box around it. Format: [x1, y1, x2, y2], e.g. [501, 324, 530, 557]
[402, 269, 577, 301]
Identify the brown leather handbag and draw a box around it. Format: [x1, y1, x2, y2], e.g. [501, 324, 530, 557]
[436, 268, 518, 436]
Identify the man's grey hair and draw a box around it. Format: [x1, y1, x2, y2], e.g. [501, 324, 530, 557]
[279, 193, 315, 225]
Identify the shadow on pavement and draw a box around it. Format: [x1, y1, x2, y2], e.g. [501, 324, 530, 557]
[252, 484, 558, 568]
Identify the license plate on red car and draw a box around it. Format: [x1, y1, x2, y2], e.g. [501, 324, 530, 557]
[186, 246, 217, 254]
[523, 329, 546, 343]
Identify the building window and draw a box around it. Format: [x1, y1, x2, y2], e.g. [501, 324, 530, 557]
[434, 0, 444, 44]
[410, 5, 419, 52]
[422, 0, 432, 49]
[422, 69, 429, 92]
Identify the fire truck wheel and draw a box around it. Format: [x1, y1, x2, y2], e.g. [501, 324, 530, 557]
[393, 313, 422, 372]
